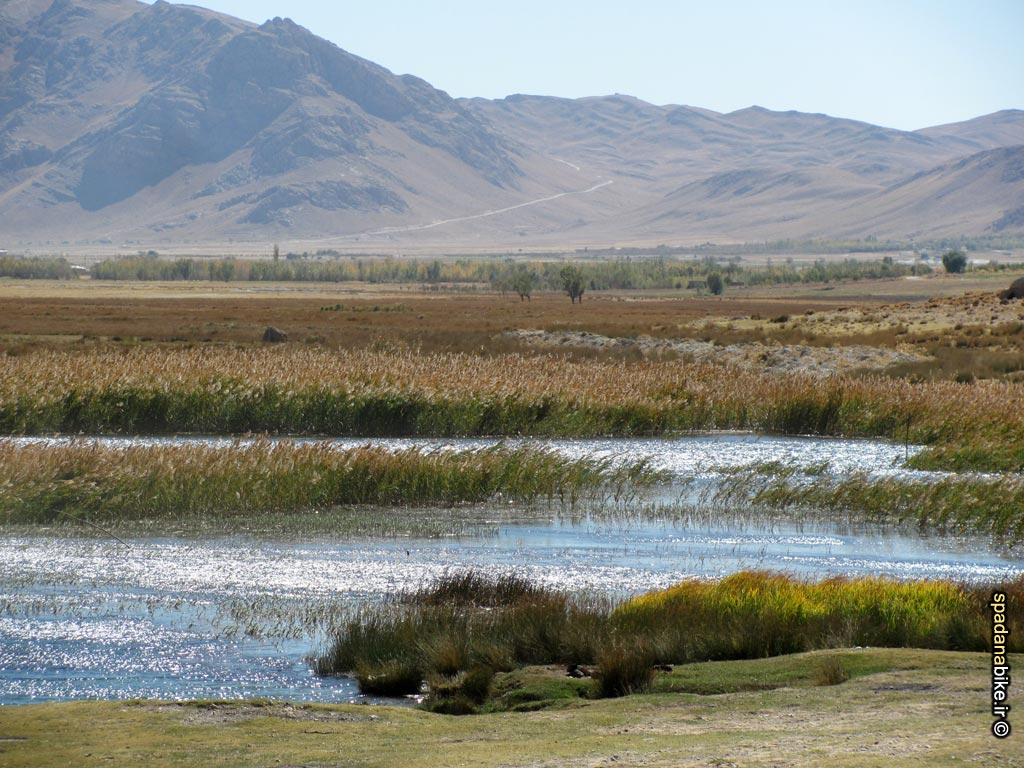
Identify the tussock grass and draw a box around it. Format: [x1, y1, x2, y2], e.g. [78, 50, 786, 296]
[409, 571, 549, 608]
[315, 570, 1024, 709]
[592, 642, 656, 698]
[313, 572, 610, 703]
[2, 346, 1022, 470]
[0, 441, 662, 523]
[815, 655, 850, 686]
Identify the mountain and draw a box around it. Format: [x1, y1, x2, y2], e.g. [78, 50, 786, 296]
[0, 0, 581, 246]
[623, 145, 1024, 242]
[1, 0, 1022, 251]
[917, 110, 1024, 154]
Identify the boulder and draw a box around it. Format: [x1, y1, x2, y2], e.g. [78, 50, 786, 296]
[566, 663, 595, 679]
[998, 277, 1024, 301]
[262, 326, 288, 343]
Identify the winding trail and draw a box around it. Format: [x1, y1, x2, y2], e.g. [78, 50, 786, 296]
[318, 179, 613, 243]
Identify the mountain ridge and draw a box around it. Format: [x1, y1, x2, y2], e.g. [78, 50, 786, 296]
[1, 0, 1022, 250]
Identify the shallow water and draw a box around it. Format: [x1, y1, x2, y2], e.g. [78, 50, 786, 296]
[0, 435, 1017, 706]
[7, 432, 929, 478]
[2, 518, 1019, 707]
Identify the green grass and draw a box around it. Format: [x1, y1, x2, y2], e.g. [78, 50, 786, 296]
[907, 441, 1024, 473]
[652, 647, 953, 695]
[0, 649, 1018, 767]
[613, 571, 1012, 660]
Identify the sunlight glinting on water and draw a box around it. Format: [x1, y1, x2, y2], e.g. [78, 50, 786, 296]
[1, 435, 1019, 705]
[4, 433, 931, 478]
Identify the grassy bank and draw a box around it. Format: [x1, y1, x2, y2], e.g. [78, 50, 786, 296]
[0, 649, 1015, 768]
[314, 571, 1023, 711]
[711, 463, 1024, 546]
[0, 441, 661, 524]
[2, 347, 1022, 470]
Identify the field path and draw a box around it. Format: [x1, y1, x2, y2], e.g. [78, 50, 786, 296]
[316, 179, 613, 243]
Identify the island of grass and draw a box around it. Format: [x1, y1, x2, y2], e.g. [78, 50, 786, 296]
[313, 571, 1023, 712]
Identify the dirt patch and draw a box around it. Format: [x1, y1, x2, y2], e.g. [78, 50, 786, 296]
[786, 290, 1024, 338]
[870, 683, 939, 693]
[503, 329, 927, 376]
[137, 701, 383, 726]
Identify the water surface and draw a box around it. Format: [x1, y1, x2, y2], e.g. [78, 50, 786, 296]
[1, 434, 1015, 706]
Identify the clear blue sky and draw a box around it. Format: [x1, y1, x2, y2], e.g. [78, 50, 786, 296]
[161, 0, 1022, 130]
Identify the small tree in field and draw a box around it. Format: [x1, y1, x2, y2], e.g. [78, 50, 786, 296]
[512, 268, 535, 301]
[560, 265, 586, 304]
[706, 272, 724, 295]
[942, 249, 968, 274]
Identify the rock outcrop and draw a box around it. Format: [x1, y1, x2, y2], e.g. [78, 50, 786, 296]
[261, 326, 288, 343]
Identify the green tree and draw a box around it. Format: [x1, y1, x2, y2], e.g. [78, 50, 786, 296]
[706, 272, 724, 295]
[560, 265, 586, 304]
[425, 260, 442, 283]
[942, 249, 968, 274]
[511, 268, 535, 301]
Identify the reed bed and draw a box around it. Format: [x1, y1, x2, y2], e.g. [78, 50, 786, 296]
[612, 571, 1014, 660]
[711, 466, 1024, 546]
[1, 347, 1022, 469]
[315, 570, 1023, 708]
[0, 440, 662, 524]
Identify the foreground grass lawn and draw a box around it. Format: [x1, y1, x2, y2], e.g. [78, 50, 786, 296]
[1, 649, 1019, 767]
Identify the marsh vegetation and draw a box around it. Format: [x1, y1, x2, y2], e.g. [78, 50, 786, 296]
[1, 345, 1022, 472]
[314, 570, 1024, 712]
[0, 440, 662, 524]
[710, 461, 1024, 545]
[1, 262, 1022, 736]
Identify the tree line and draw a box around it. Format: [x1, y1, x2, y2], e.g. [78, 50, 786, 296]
[0, 253, 969, 294]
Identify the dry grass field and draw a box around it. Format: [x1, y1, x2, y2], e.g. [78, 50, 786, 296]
[2, 268, 1023, 472]
[0, 279, 843, 353]
[2, 271, 1022, 370]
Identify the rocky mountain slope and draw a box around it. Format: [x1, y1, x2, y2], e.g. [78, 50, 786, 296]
[1, 0, 1022, 250]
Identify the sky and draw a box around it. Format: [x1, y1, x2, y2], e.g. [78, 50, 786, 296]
[156, 0, 1023, 131]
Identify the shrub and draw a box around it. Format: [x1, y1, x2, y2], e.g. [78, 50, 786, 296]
[942, 249, 968, 274]
[706, 272, 724, 295]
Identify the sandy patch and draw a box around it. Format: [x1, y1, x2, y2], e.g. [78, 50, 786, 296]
[503, 329, 927, 376]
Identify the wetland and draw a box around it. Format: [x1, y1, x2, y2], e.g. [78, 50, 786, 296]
[1, 435, 1020, 707]
[1, 268, 1023, 766]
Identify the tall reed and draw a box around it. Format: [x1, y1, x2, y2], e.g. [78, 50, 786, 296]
[0, 441, 663, 523]
[712, 467, 1024, 546]
[2, 347, 1021, 470]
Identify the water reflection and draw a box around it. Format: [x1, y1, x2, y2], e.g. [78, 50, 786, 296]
[0, 434, 1017, 706]
[1, 515, 1020, 706]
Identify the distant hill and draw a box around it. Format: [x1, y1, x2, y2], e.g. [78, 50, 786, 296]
[1, 0, 1022, 250]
